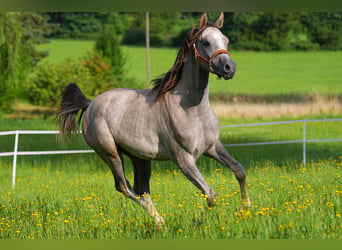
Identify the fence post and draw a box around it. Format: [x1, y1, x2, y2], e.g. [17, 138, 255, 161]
[12, 130, 19, 188]
[303, 120, 306, 166]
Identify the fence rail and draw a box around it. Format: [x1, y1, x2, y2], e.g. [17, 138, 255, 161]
[1, 119, 342, 188]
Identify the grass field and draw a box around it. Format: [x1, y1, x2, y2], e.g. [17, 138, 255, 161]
[38, 39, 342, 97]
[0, 153, 341, 239]
[0, 117, 341, 164]
[0, 116, 341, 239]
[0, 39, 341, 239]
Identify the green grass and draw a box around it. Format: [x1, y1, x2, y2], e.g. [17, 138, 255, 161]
[0, 117, 341, 239]
[1, 39, 340, 239]
[0, 154, 341, 239]
[38, 39, 342, 96]
[38, 40, 95, 64]
[1, 117, 341, 165]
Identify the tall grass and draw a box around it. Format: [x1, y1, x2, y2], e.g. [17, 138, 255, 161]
[0, 118, 341, 239]
[0, 155, 341, 239]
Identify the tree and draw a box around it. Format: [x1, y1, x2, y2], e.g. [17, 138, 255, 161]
[0, 13, 28, 108]
[0, 12, 51, 109]
[302, 12, 342, 50]
[16, 12, 53, 66]
[46, 12, 103, 39]
[94, 28, 125, 79]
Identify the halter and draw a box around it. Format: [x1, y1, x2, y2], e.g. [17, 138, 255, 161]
[192, 39, 231, 74]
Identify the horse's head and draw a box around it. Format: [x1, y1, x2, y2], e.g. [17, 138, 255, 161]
[193, 13, 237, 80]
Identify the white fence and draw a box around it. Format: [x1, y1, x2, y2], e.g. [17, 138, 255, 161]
[1, 119, 342, 188]
[221, 119, 342, 165]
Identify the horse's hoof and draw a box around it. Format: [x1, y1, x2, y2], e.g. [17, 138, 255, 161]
[156, 222, 167, 232]
[243, 198, 251, 208]
[155, 217, 166, 231]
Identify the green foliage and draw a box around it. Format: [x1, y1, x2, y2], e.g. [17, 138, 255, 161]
[94, 29, 124, 78]
[28, 60, 84, 106]
[43, 12, 342, 51]
[302, 12, 342, 50]
[122, 28, 145, 45]
[104, 12, 128, 36]
[46, 12, 104, 39]
[28, 52, 143, 107]
[171, 29, 190, 47]
[0, 12, 51, 109]
[28, 53, 116, 106]
[0, 13, 30, 109]
[16, 12, 53, 66]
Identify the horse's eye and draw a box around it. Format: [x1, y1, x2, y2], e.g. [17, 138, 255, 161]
[203, 40, 210, 46]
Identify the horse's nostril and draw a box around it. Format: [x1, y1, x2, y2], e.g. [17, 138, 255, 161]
[224, 63, 230, 73]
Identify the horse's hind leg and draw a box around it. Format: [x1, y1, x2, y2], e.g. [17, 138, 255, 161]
[94, 147, 137, 200]
[205, 140, 251, 207]
[83, 121, 159, 224]
[95, 147, 165, 227]
[128, 155, 165, 229]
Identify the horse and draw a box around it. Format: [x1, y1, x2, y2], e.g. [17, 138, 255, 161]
[58, 13, 251, 229]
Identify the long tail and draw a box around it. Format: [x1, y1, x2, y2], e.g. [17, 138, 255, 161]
[57, 83, 91, 140]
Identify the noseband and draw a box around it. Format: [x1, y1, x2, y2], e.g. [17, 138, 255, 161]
[192, 39, 231, 74]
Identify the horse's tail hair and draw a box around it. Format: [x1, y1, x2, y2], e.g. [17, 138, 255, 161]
[57, 83, 91, 141]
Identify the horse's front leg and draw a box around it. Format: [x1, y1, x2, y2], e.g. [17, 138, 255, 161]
[205, 140, 251, 207]
[172, 151, 217, 208]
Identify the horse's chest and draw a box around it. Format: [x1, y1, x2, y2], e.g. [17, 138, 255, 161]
[170, 114, 219, 157]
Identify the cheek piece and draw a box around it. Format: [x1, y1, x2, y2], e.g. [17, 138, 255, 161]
[192, 39, 231, 74]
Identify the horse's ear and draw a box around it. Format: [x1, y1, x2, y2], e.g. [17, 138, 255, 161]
[200, 13, 207, 29]
[215, 12, 224, 29]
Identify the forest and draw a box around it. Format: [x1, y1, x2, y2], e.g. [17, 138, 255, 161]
[45, 12, 342, 50]
[1, 12, 342, 108]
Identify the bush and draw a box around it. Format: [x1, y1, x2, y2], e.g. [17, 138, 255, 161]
[28, 53, 144, 107]
[289, 40, 320, 51]
[302, 13, 342, 50]
[47, 13, 102, 39]
[122, 29, 145, 45]
[94, 29, 125, 78]
[28, 53, 118, 106]
[150, 34, 164, 47]
[171, 29, 189, 47]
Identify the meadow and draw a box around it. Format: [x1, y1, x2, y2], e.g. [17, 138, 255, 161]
[0, 152, 341, 239]
[38, 40, 342, 97]
[0, 39, 341, 239]
[0, 117, 341, 239]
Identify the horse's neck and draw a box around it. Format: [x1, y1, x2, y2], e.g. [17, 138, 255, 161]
[171, 56, 210, 110]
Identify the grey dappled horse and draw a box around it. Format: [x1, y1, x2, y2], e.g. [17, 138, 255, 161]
[58, 13, 250, 229]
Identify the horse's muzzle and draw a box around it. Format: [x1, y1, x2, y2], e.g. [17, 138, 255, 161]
[222, 59, 237, 80]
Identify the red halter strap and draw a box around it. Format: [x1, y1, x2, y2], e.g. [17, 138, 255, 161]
[192, 40, 231, 73]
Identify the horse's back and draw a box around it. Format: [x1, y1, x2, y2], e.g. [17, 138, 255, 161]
[82, 88, 169, 160]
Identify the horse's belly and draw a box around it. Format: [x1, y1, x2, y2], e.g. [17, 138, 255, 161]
[115, 133, 170, 161]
